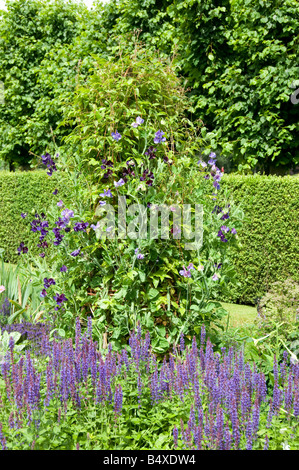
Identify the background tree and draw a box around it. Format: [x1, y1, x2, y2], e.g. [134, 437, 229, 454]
[0, 0, 87, 169]
[96, 0, 299, 173]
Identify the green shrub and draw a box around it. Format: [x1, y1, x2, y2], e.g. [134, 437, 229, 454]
[221, 174, 299, 304]
[0, 170, 71, 264]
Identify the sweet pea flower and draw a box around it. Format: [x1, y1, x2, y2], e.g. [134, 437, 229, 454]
[212, 273, 219, 281]
[57, 200, 64, 208]
[0, 286, 5, 294]
[137, 253, 144, 259]
[208, 152, 217, 165]
[61, 209, 74, 220]
[114, 178, 125, 187]
[179, 265, 192, 278]
[231, 228, 237, 235]
[111, 130, 121, 141]
[132, 116, 144, 127]
[198, 160, 207, 168]
[91, 221, 101, 231]
[60, 265, 68, 272]
[154, 130, 166, 144]
[21, 212, 27, 219]
[99, 189, 113, 198]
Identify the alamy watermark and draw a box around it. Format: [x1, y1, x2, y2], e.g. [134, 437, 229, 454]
[0, 81, 4, 105]
[93, 197, 203, 251]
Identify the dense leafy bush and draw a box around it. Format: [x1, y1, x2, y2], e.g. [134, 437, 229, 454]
[0, 170, 71, 264]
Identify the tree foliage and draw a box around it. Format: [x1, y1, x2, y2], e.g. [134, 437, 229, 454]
[97, 0, 299, 173]
[0, 0, 89, 168]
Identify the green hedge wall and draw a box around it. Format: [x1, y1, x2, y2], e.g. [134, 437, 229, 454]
[1, 171, 298, 304]
[0, 170, 71, 265]
[221, 174, 299, 304]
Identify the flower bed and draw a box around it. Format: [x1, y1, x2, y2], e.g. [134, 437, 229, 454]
[0, 319, 298, 450]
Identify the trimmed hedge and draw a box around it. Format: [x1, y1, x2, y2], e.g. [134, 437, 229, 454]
[221, 174, 299, 304]
[1, 171, 298, 304]
[0, 170, 71, 264]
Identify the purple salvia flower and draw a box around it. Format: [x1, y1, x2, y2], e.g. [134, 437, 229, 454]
[0, 423, 7, 450]
[245, 417, 253, 450]
[263, 435, 269, 450]
[173, 426, 179, 449]
[252, 398, 260, 440]
[180, 332, 185, 353]
[294, 390, 299, 417]
[114, 384, 123, 417]
[224, 422, 232, 450]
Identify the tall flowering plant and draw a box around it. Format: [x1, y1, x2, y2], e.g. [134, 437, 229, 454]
[19, 45, 243, 353]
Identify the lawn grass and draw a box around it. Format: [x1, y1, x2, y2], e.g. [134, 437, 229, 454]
[220, 301, 257, 329]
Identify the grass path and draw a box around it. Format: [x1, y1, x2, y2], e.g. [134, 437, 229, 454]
[221, 302, 257, 329]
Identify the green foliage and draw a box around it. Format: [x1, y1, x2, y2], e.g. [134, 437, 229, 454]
[221, 173, 299, 304]
[0, 329, 27, 365]
[0, 259, 44, 324]
[97, 0, 299, 172]
[255, 278, 299, 358]
[17, 43, 242, 352]
[0, 170, 71, 264]
[1, 171, 298, 307]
